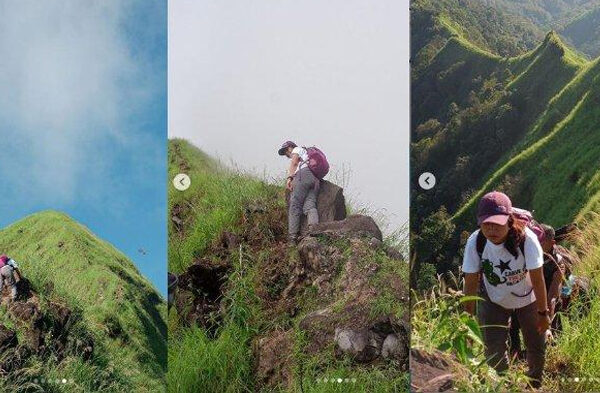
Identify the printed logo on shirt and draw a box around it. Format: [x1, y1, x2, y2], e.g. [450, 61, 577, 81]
[483, 258, 527, 287]
[482, 259, 506, 286]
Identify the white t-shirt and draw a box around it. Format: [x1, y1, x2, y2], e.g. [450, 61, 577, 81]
[462, 227, 544, 309]
[291, 146, 309, 173]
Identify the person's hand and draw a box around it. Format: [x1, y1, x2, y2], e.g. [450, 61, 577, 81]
[286, 178, 293, 191]
[537, 313, 551, 333]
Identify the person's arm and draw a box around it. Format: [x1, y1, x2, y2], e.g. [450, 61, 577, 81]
[529, 267, 551, 333]
[461, 231, 481, 315]
[286, 153, 301, 191]
[463, 273, 480, 315]
[288, 154, 300, 177]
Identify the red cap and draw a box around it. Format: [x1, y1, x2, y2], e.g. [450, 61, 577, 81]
[278, 141, 297, 156]
[477, 191, 512, 226]
[0, 255, 8, 264]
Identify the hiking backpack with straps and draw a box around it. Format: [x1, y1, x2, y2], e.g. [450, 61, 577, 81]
[303, 146, 329, 179]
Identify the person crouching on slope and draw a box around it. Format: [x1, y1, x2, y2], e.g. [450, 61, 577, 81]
[0, 255, 20, 302]
[462, 191, 550, 389]
[278, 141, 319, 245]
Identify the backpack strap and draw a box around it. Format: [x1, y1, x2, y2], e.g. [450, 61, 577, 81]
[476, 230, 486, 259]
[477, 230, 526, 269]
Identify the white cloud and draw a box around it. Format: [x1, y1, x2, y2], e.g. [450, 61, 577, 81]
[0, 0, 155, 207]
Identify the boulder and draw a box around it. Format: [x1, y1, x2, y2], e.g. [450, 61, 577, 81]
[334, 327, 381, 363]
[309, 215, 383, 241]
[381, 334, 407, 360]
[410, 348, 457, 392]
[286, 180, 346, 235]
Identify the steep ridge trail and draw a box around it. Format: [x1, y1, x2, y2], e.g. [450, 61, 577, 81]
[167, 139, 409, 392]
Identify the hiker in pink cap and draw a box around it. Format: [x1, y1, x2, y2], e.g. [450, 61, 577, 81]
[0, 255, 20, 302]
[461, 191, 549, 389]
[278, 141, 329, 245]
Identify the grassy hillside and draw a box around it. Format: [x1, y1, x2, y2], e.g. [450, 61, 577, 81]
[478, 0, 600, 57]
[411, 28, 590, 258]
[167, 139, 408, 393]
[0, 211, 166, 392]
[454, 57, 600, 228]
[411, 4, 600, 390]
[411, 0, 543, 63]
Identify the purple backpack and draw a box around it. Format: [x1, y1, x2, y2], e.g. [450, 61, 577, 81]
[304, 146, 329, 179]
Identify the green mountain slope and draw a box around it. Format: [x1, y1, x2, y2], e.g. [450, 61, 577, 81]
[479, 0, 600, 57]
[412, 30, 588, 227]
[455, 58, 600, 227]
[411, 3, 599, 276]
[0, 211, 166, 392]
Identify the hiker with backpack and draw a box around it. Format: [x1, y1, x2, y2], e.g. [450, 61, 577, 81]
[462, 191, 549, 389]
[509, 223, 566, 357]
[278, 141, 329, 245]
[0, 255, 21, 301]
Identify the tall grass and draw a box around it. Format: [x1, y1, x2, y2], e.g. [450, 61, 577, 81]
[546, 213, 600, 392]
[412, 276, 532, 392]
[0, 211, 166, 392]
[168, 247, 259, 393]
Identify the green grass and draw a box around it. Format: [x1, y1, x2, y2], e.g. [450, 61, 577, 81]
[454, 57, 600, 228]
[167, 139, 409, 392]
[168, 247, 259, 393]
[0, 211, 166, 392]
[168, 138, 282, 274]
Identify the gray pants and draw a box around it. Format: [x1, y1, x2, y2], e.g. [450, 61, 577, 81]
[0, 265, 17, 300]
[288, 167, 319, 239]
[478, 293, 546, 384]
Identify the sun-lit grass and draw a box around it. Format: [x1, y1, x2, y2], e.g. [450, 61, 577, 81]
[0, 211, 167, 392]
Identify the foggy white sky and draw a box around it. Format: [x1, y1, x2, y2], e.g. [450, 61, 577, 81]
[169, 1, 409, 232]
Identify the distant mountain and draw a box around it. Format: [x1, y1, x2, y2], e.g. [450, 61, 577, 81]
[561, 6, 600, 57]
[411, 2, 599, 278]
[0, 211, 166, 392]
[412, 0, 600, 59]
[481, 0, 600, 57]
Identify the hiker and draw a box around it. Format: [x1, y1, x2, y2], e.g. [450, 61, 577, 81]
[462, 191, 550, 389]
[509, 224, 565, 357]
[278, 141, 329, 245]
[0, 255, 20, 301]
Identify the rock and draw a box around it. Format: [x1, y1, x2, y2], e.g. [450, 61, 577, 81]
[369, 237, 382, 248]
[299, 307, 332, 331]
[9, 301, 40, 324]
[410, 348, 457, 392]
[220, 231, 240, 250]
[334, 328, 381, 363]
[48, 302, 71, 332]
[384, 246, 404, 261]
[381, 334, 407, 360]
[256, 330, 294, 389]
[309, 215, 383, 241]
[286, 180, 346, 235]
[0, 325, 17, 350]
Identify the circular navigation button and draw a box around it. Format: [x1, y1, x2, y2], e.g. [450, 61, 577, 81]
[173, 173, 191, 191]
[418, 172, 436, 190]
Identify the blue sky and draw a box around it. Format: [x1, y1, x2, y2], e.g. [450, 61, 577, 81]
[0, 1, 167, 296]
